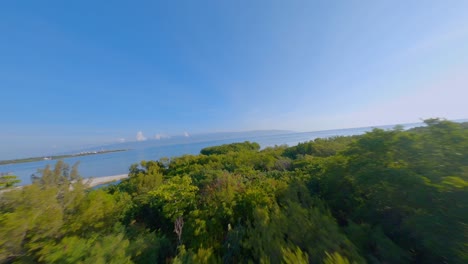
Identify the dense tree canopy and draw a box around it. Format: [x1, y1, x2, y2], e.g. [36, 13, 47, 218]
[200, 141, 260, 155]
[1, 119, 467, 263]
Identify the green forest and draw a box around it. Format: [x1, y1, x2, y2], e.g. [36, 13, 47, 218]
[1, 119, 467, 263]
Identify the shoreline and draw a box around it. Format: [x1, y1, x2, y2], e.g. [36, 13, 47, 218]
[84, 174, 129, 188]
[0, 149, 129, 166]
[0, 174, 129, 193]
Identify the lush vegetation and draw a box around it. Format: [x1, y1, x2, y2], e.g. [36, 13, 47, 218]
[0, 174, 20, 190]
[1, 119, 467, 263]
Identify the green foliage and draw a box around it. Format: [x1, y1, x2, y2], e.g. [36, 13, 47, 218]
[121, 160, 165, 195]
[0, 162, 134, 263]
[283, 136, 355, 159]
[38, 233, 133, 264]
[1, 119, 467, 263]
[323, 252, 355, 264]
[282, 246, 309, 263]
[149, 175, 198, 221]
[66, 190, 131, 234]
[172, 245, 220, 264]
[0, 184, 63, 260]
[200, 141, 260, 155]
[0, 174, 20, 189]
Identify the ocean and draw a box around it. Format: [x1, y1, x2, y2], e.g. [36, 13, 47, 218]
[0, 123, 422, 185]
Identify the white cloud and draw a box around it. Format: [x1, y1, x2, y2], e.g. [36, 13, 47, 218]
[118, 138, 126, 143]
[136, 131, 147, 141]
[184, 131, 190, 137]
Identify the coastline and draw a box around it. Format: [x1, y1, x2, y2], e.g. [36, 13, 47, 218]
[0, 149, 128, 166]
[0, 174, 129, 193]
[84, 174, 129, 188]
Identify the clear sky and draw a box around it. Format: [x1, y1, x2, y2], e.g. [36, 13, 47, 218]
[1, 0, 468, 159]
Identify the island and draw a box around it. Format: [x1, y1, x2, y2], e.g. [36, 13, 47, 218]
[0, 149, 128, 165]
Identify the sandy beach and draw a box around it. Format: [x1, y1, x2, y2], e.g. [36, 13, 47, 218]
[84, 174, 129, 188]
[0, 174, 129, 193]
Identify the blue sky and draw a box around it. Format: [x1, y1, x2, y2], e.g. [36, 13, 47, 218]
[1, 0, 468, 159]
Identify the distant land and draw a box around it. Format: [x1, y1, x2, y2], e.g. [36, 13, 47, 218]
[0, 149, 128, 165]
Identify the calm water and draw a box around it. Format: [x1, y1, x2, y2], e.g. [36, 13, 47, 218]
[0, 124, 420, 185]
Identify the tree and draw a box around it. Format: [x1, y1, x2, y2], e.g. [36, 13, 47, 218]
[0, 174, 20, 189]
[150, 176, 198, 245]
